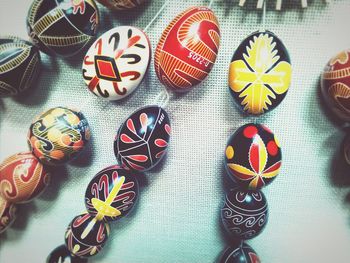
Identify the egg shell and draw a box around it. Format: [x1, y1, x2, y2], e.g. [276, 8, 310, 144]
[65, 213, 110, 258]
[221, 188, 268, 240]
[96, 0, 145, 10]
[28, 107, 91, 166]
[83, 26, 151, 100]
[229, 30, 292, 115]
[219, 243, 261, 263]
[27, 0, 99, 57]
[0, 196, 17, 234]
[154, 6, 220, 92]
[85, 165, 139, 221]
[225, 123, 282, 189]
[0, 152, 50, 204]
[0, 37, 41, 97]
[321, 50, 350, 122]
[114, 105, 171, 171]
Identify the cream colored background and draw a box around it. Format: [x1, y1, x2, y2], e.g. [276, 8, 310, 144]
[1, 0, 350, 262]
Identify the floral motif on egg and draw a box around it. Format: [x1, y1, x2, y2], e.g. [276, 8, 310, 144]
[229, 31, 292, 115]
[114, 106, 171, 171]
[225, 123, 282, 189]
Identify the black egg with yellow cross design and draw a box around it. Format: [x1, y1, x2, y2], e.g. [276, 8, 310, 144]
[84, 165, 139, 222]
[228, 30, 292, 115]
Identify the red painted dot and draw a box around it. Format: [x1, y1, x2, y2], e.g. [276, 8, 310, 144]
[243, 126, 258, 139]
[267, 141, 278, 156]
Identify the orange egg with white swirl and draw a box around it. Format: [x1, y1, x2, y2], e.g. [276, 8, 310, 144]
[0, 152, 50, 204]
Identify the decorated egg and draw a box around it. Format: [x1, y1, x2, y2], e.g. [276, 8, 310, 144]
[47, 245, 87, 263]
[95, 0, 145, 10]
[0, 37, 41, 97]
[221, 188, 268, 240]
[82, 26, 151, 100]
[0, 152, 50, 204]
[225, 123, 282, 189]
[321, 50, 350, 121]
[0, 196, 17, 233]
[85, 165, 139, 221]
[219, 243, 261, 263]
[27, 0, 99, 57]
[114, 106, 171, 171]
[28, 107, 91, 166]
[154, 6, 220, 92]
[65, 213, 110, 258]
[229, 30, 292, 115]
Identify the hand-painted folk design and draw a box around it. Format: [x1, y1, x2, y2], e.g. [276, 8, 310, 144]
[221, 188, 268, 240]
[27, 0, 99, 57]
[229, 31, 291, 115]
[219, 243, 261, 263]
[65, 213, 110, 258]
[47, 245, 87, 263]
[114, 106, 171, 171]
[0, 37, 40, 97]
[83, 26, 151, 100]
[225, 123, 281, 189]
[85, 165, 139, 221]
[96, 0, 145, 10]
[28, 107, 91, 166]
[0, 152, 50, 204]
[321, 50, 350, 121]
[154, 6, 220, 92]
[0, 196, 17, 233]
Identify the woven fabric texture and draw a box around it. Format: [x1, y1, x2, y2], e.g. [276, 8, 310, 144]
[1, 0, 350, 262]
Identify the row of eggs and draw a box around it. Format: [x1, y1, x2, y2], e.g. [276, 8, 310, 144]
[0, 0, 295, 116]
[0, 104, 171, 235]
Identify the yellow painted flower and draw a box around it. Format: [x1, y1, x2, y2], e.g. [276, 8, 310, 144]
[229, 33, 292, 115]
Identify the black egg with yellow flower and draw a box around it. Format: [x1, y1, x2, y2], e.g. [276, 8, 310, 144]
[228, 30, 292, 115]
[225, 123, 282, 189]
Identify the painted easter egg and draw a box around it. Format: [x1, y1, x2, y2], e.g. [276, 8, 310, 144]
[219, 243, 261, 263]
[47, 245, 87, 263]
[0, 196, 17, 233]
[114, 106, 171, 171]
[229, 30, 292, 115]
[0, 152, 50, 204]
[82, 26, 151, 100]
[321, 50, 350, 122]
[65, 213, 110, 258]
[221, 188, 268, 240]
[154, 6, 220, 92]
[225, 123, 282, 189]
[27, 0, 99, 57]
[0, 37, 41, 97]
[96, 0, 145, 10]
[85, 165, 139, 221]
[28, 107, 91, 166]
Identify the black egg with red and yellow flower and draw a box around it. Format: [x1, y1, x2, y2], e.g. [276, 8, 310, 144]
[225, 123, 282, 190]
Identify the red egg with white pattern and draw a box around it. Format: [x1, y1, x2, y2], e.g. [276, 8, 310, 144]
[154, 6, 220, 92]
